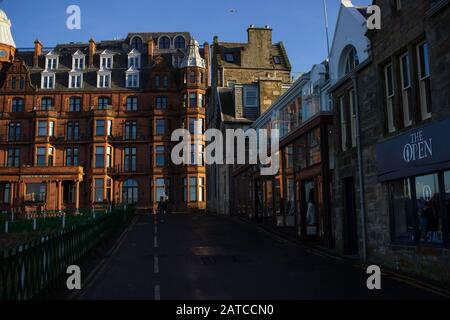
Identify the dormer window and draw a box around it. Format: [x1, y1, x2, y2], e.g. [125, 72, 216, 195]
[72, 50, 85, 71]
[101, 57, 112, 69]
[97, 71, 111, 88]
[126, 67, 140, 88]
[159, 36, 171, 49]
[46, 57, 58, 70]
[273, 56, 281, 64]
[69, 72, 83, 89]
[100, 51, 114, 70]
[344, 47, 359, 75]
[128, 49, 141, 69]
[41, 72, 55, 89]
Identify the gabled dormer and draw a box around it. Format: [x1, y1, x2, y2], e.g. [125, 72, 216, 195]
[72, 49, 85, 71]
[45, 50, 59, 71]
[126, 66, 140, 88]
[99, 50, 114, 70]
[128, 49, 141, 69]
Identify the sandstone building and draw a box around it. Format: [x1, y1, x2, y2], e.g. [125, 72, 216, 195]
[0, 10, 209, 214]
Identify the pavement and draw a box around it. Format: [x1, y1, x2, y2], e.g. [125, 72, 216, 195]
[74, 213, 449, 300]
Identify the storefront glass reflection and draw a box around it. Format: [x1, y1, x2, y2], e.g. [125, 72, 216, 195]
[445, 171, 450, 240]
[415, 174, 442, 244]
[390, 179, 414, 242]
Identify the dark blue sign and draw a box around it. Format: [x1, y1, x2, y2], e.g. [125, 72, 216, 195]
[376, 117, 450, 182]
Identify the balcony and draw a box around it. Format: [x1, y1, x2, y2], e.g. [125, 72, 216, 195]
[32, 107, 58, 118]
[90, 106, 116, 117]
[108, 165, 146, 176]
[0, 164, 84, 181]
[109, 134, 151, 143]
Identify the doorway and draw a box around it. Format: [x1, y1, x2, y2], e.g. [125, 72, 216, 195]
[301, 179, 317, 240]
[344, 177, 359, 255]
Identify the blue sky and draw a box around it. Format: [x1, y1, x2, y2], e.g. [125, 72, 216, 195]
[1, 0, 371, 74]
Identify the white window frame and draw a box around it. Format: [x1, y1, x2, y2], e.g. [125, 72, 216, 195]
[46, 56, 59, 70]
[399, 53, 412, 127]
[417, 41, 431, 120]
[126, 71, 140, 88]
[128, 51, 141, 69]
[100, 52, 114, 70]
[41, 72, 55, 89]
[244, 86, 258, 108]
[97, 72, 111, 88]
[69, 72, 83, 89]
[384, 63, 396, 133]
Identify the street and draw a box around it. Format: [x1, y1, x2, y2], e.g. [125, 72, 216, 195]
[77, 213, 446, 300]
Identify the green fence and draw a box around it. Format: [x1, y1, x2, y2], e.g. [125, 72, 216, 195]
[0, 206, 134, 300]
[0, 209, 110, 235]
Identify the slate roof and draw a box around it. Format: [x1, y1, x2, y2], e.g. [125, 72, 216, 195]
[14, 32, 196, 91]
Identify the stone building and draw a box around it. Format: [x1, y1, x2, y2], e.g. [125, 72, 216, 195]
[0, 9, 209, 214]
[207, 26, 292, 215]
[232, 61, 335, 245]
[331, 0, 450, 284]
[328, 0, 371, 256]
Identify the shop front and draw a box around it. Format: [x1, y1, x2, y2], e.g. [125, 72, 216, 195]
[232, 114, 334, 246]
[377, 117, 450, 247]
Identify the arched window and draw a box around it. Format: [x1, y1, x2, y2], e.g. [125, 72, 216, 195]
[122, 179, 139, 204]
[159, 36, 171, 49]
[174, 36, 186, 49]
[131, 37, 143, 51]
[344, 47, 359, 75]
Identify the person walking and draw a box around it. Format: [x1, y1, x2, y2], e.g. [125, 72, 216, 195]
[157, 196, 166, 223]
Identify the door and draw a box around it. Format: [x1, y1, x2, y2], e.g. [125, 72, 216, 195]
[344, 177, 359, 255]
[302, 179, 317, 240]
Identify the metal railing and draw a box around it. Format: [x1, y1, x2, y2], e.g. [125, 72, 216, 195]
[0, 206, 134, 300]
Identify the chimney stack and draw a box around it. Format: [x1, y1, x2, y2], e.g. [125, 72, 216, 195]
[147, 39, 154, 62]
[89, 38, 96, 67]
[34, 39, 42, 68]
[203, 42, 210, 86]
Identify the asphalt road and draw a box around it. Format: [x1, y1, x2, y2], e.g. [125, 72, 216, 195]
[77, 213, 447, 300]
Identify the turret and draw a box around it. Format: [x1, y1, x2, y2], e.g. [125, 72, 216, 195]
[0, 9, 16, 63]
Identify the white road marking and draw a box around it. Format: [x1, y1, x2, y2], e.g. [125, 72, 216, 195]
[154, 285, 161, 300]
[155, 226, 158, 234]
[154, 235, 158, 248]
[154, 254, 159, 274]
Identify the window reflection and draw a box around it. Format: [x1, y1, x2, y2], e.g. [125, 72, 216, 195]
[415, 174, 442, 244]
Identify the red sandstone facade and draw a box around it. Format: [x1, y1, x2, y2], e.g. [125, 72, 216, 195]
[0, 28, 209, 214]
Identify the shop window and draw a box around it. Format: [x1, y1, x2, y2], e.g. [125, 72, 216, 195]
[445, 171, 450, 241]
[390, 178, 415, 242]
[415, 174, 442, 244]
[286, 179, 296, 225]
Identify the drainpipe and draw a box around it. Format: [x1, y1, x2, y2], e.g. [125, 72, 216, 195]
[352, 73, 368, 262]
